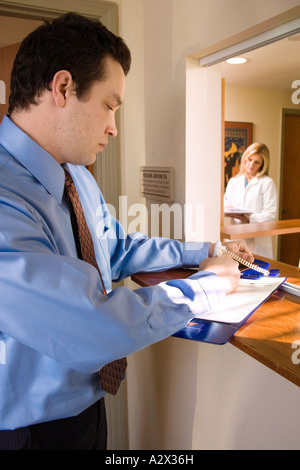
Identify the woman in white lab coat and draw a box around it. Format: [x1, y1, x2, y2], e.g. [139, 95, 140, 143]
[224, 143, 277, 259]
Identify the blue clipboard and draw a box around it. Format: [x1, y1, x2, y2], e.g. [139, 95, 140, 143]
[172, 259, 280, 345]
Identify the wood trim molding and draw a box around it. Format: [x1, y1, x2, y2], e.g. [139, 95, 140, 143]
[0, 0, 117, 29]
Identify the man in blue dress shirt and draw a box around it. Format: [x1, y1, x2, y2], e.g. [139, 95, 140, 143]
[0, 13, 252, 449]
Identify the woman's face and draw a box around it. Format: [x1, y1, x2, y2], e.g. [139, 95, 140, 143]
[245, 153, 263, 179]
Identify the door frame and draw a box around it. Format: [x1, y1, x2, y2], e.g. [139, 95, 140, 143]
[0, 0, 117, 27]
[279, 108, 300, 217]
[278, 108, 300, 262]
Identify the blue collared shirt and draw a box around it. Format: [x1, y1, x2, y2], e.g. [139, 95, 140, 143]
[0, 115, 225, 430]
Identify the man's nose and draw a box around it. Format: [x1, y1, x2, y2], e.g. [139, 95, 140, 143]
[107, 115, 118, 137]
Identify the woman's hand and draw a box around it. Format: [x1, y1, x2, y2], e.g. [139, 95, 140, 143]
[227, 213, 250, 223]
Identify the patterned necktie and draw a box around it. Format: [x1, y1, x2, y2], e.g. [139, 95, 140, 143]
[64, 168, 127, 395]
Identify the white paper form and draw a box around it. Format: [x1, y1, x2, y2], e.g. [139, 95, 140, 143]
[195, 277, 286, 324]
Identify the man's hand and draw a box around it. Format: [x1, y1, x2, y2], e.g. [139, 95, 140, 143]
[199, 254, 240, 294]
[223, 240, 254, 263]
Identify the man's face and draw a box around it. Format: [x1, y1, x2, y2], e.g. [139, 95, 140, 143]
[57, 57, 126, 166]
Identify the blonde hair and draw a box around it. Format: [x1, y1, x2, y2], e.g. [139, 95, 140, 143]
[238, 142, 270, 178]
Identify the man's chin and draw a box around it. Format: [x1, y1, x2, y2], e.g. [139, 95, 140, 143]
[84, 154, 97, 167]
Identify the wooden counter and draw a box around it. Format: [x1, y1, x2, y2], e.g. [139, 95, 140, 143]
[132, 257, 300, 388]
[221, 218, 300, 240]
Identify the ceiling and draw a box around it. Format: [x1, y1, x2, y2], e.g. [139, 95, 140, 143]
[221, 32, 300, 92]
[0, 15, 300, 93]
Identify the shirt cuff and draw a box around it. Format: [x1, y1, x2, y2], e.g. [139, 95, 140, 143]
[182, 242, 210, 267]
[162, 271, 225, 316]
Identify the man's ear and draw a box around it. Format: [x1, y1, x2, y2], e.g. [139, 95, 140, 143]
[51, 70, 75, 107]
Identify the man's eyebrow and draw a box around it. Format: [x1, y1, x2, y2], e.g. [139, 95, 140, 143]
[111, 93, 123, 107]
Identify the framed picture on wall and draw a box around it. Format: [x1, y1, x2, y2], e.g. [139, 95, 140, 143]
[224, 121, 253, 189]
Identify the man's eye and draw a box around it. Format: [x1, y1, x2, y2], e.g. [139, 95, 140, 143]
[107, 104, 113, 111]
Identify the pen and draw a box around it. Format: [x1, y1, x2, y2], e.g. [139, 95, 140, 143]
[217, 244, 270, 276]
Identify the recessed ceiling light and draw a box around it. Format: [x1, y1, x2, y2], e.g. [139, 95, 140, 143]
[226, 57, 247, 64]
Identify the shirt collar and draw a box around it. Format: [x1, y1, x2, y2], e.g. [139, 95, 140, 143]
[247, 176, 259, 185]
[0, 115, 65, 204]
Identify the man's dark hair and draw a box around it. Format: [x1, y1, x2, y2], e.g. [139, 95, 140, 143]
[8, 12, 131, 113]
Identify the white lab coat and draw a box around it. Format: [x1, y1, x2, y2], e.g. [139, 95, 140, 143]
[224, 174, 277, 258]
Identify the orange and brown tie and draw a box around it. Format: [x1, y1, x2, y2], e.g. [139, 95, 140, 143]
[64, 168, 127, 395]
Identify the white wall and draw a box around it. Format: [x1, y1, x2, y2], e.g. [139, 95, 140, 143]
[186, 59, 222, 241]
[114, 0, 300, 450]
[118, 0, 146, 211]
